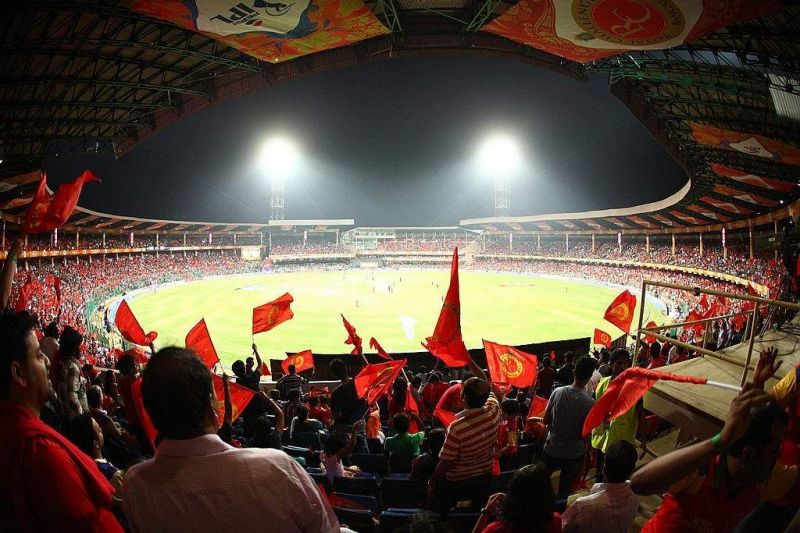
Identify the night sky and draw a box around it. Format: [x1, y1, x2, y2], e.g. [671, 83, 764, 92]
[44, 56, 686, 226]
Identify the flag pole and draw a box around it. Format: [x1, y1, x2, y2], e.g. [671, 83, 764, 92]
[706, 380, 741, 392]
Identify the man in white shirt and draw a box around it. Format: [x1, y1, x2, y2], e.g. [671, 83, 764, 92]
[122, 347, 341, 533]
[561, 440, 639, 533]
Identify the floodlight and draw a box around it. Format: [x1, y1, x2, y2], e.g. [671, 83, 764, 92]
[257, 136, 299, 176]
[476, 133, 523, 179]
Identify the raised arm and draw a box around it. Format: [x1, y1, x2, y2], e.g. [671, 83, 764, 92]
[466, 355, 487, 382]
[0, 238, 21, 310]
[222, 373, 232, 426]
[261, 391, 285, 434]
[252, 343, 264, 373]
[631, 384, 770, 495]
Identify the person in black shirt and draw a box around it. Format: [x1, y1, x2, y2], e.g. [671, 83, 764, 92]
[555, 351, 575, 386]
[276, 365, 305, 401]
[329, 358, 369, 454]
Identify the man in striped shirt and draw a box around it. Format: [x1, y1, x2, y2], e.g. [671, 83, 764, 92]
[428, 359, 500, 516]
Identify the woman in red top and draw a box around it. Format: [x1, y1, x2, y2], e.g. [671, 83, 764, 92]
[473, 464, 561, 533]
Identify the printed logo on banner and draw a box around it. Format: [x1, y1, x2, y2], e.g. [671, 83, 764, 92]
[193, 0, 316, 38]
[726, 137, 777, 159]
[556, 0, 701, 50]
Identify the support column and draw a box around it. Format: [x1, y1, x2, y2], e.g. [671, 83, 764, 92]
[671, 233, 676, 257]
[699, 233, 703, 256]
[509, 233, 513, 253]
[617, 232, 622, 254]
[76, 230, 79, 249]
[537, 233, 540, 251]
[260, 232, 263, 246]
[775, 220, 779, 261]
[102, 233, 106, 247]
[749, 226, 754, 259]
[646, 234, 650, 253]
[336, 230, 339, 246]
[233, 233, 237, 245]
[183, 233, 187, 246]
[591, 234, 595, 253]
[52, 229, 56, 248]
[722, 228, 727, 259]
[156, 233, 159, 257]
[565, 233, 569, 252]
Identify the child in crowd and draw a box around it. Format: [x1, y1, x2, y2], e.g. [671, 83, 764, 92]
[384, 413, 425, 462]
[495, 399, 521, 472]
[308, 395, 332, 428]
[410, 428, 446, 482]
[320, 422, 363, 481]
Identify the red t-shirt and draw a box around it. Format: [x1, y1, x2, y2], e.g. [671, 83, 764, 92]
[309, 405, 331, 427]
[482, 513, 561, 533]
[642, 455, 760, 533]
[436, 383, 463, 413]
[422, 381, 450, 408]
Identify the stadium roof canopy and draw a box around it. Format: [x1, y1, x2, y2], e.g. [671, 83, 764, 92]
[0, 1, 798, 234]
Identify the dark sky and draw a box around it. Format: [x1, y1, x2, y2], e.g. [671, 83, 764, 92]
[44, 56, 686, 226]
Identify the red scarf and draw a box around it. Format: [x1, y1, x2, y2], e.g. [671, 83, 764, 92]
[0, 401, 114, 507]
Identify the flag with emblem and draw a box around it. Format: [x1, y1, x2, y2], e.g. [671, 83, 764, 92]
[115, 300, 158, 347]
[482, 1, 780, 64]
[341, 314, 363, 355]
[252, 292, 294, 334]
[211, 374, 256, 423]
[483, 339, 538, 388]
[23, 170, 101, 233]
[282, 349, 314, 374]
[369, 337, 393, 361]
[354, 359, 406, 405]
[593, 328, 613, 349]
[423, 248, 471, 367]
[185, 318, 220, 369]
[603, 289, 637, 334]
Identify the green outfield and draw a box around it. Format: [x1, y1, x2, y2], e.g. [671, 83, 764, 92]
[126, 269, 665, 368]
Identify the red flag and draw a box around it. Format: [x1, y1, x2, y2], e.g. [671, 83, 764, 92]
[252, 292, 294, 334]
[527, 395, 548, 420]
[15, 273, 40, 311]
[259, 361, 271, 377]
[483, 340, 538, 388]
[644, 322, 658, 344]
[354, 359, 406, 405]
[211, 374, 256, 422]
[23, 170, 100, 233]
[341, 314, 363, 355]
[185, 319, 219, 369]
[115, 300, 158, 346]
[423, 248, 471, 367]
[281, 350, 314, 374]
[44, 274, 61, 308]
[434, 407, 456, 428]
[369, 337, 393, 361]
[593, 328, 612, 349]
[405, 386, 422, 433]
[130, 378, 158, 448]
[582, 368, 707, 437]
[603, 290, 637, 334]
[125, 347, 151, 366]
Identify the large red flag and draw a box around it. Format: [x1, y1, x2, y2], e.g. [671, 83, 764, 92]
[354, 359, 406, 405]
[582, 368, 707, 437]
[423, 248, 471, 368]
[115, 300, 158, 346]
[603, 290, 637, 334]
[593, 328, 612, 349]
[23, 170, 100, 233]
[483, 340, 538, 389]
[15, 273, 40, 312]
[369, 337, 393, 361]
[341, 314, 363, 355]
[281, 350, 314, 374]
[130, 378, 158, 447]
[185, 319, 220, 369]
[252, 292, 294, 334]
[211, 374, 256, 423]
[405, 386, 422, 433]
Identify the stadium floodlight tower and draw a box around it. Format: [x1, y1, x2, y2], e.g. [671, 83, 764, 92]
[477, 133, 523, 218]
[258, 136, 299, 221]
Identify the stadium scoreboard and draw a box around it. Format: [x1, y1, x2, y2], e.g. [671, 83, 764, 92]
[240, 246, 262, 261]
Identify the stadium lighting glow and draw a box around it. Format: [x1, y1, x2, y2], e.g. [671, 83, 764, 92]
[476, 133, 524, 179]
[257, 136, 299, 177]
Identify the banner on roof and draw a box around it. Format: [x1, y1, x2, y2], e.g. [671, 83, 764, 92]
[686, 204, 731, 222]
[699, 196, 752, 215]
[692, 123, 800, 165]
[709, 163, 795, 192]
[481, 1, 778, 64]
[130, 0, 389, 63]
[712, 184, 777, 207]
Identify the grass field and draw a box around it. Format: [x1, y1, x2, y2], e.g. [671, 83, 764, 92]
[126, 270, 664, 368]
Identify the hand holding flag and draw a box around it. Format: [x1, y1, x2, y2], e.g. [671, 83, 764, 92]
[341, 314, 363, 355]
[115, 300, 158, 347]
[423, 248, 471, 368]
